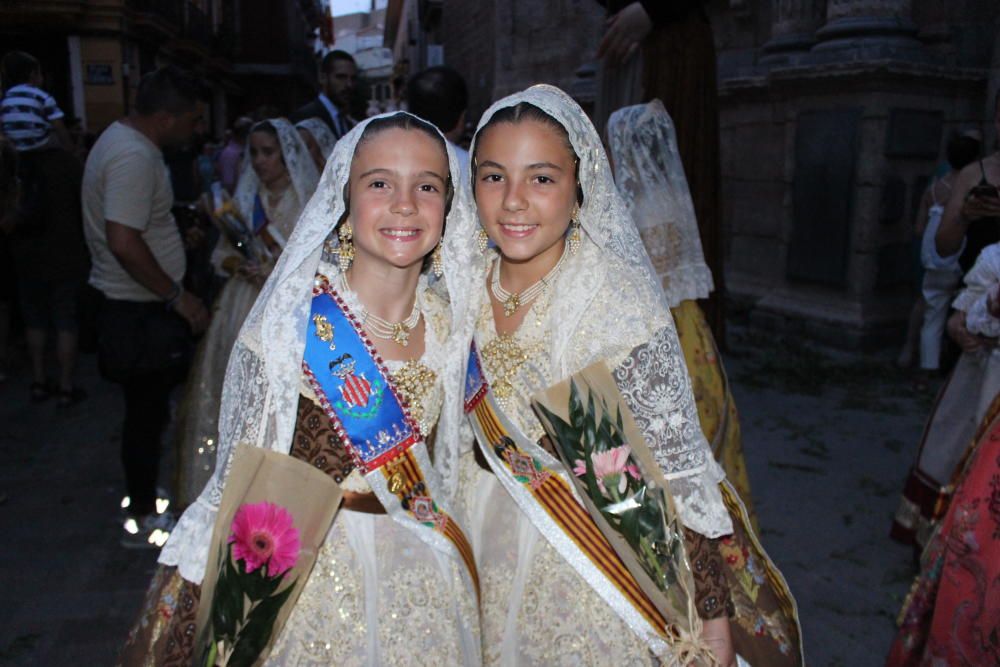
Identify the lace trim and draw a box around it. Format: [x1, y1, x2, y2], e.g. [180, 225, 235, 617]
[966, 294, 1000, 338]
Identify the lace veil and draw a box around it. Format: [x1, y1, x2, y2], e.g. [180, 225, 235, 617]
[607, 100, 714, 307]
[465, 85, 730, 536]
[233, 118, 320, 221]
[295, 117, 338, 162]
[160, 111, 479, 583]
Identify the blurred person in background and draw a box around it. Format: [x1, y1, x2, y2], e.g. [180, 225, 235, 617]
[290, 50, 358, 139]
[82, 65, 210, 548]
[1, 50, 72, 152]
[5, 108, 88, 406]
[595, 0, 725, 342]
[172, 118, 318, 509]
[0, 136, 17, 384]
[896, 130, 981, 382]
[215, 116, 252, 195]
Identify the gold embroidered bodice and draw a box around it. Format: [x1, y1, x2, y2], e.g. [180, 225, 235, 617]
[475, 284, 551, 444]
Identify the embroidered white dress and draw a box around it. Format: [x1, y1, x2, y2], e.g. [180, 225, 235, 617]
[457, 249, 730, 666]
[268, 283, 479, 667]
[459, 293, 655, 664]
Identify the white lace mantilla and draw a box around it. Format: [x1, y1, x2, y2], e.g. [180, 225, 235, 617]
[607, 100, 714, 307]
[295, 117, 337, 162]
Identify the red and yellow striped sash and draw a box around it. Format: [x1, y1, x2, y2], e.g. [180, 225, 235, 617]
[471, 396, 670, 638]
[381, 449, 480, 597]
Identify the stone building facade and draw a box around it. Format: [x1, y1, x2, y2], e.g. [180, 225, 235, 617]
[441, 0, 605, 123]
[712, 0, 999, 346]
[0, 0, 324, 138]
[429, 0, 998, 347]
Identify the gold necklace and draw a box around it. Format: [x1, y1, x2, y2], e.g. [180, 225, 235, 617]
[340, 273, 421, 346]
[490, 249, 568, 317]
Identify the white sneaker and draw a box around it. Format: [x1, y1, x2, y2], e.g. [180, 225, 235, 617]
[120, 488, 171, 516]
[121, 512, 176, 550]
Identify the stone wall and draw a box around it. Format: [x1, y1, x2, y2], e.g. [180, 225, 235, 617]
[443, 0, 603, 123]
[710, 0, 998, 347]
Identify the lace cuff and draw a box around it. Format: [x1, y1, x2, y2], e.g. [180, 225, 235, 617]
[669, 460, 733, 537]
[661, 263, 714, 308]
[158, 497, 217, 584]
[611, 323, 733, 537]
[966, 293, 1000, 337]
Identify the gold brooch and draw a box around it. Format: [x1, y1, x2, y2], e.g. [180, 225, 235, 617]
[312, 313, 335, 350]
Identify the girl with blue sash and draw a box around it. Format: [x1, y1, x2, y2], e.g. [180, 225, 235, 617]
[120, 113, 482, 665]
[453, 86, 802, 666]
[174, 119, 319, 508]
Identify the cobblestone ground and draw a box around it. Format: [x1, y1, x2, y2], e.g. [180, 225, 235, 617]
[0, 326, 932, 666]
[725, 327, 932, 667]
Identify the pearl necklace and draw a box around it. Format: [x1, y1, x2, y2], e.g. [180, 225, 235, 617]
[340, 273, 421, 346]
[490, 248, 568, 317]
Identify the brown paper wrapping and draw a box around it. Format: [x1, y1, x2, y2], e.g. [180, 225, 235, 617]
[531, 360, 702, 640]
[194, 444, 343, 667]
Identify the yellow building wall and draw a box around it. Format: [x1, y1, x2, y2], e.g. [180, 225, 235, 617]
[80, 37, 123, 132]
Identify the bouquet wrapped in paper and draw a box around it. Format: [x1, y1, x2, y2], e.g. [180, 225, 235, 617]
[533, 360, 803, 666]
[532, 362, 710, 661]
[203, 183, 275, 267]
[194, 445, 342, 667]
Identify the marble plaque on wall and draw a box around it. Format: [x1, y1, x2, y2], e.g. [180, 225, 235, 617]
[787, 108, 862, 287]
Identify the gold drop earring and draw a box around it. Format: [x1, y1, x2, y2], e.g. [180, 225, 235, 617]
[431, 243, 444, 278]
[477, 228, 490, 254]
[568, 203, 581, 255]
[338, 222, 355, 272]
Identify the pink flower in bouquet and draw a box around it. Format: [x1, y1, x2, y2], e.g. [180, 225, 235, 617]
[229, 501, 301, 576]
[591, 445, 634, 495]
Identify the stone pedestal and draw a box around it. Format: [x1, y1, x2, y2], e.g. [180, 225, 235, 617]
[812, 0, 925, 61]
[761, 0, 827, 65]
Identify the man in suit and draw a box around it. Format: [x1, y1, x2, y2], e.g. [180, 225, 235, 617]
[290, 50, 358, 140]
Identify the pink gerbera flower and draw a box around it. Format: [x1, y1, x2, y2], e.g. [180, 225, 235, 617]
[228, 501, 301, 576]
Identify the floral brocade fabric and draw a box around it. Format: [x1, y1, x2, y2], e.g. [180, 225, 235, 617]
[887, 392, 1000, 666]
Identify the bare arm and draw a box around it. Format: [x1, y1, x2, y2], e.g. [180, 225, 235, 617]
[106, 220, 177, 298]
[936, 165, 976, 257]
[106, 221, 210, 333]
[913, 187, 931, 239]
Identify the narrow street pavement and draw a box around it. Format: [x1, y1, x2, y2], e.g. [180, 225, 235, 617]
[0, 325, 931, 666]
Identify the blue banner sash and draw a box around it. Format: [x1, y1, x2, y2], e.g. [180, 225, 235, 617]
[302, 287, 420, 473]
[464, 341, 488, 413]
[251, 193, 269, 234]
[301, 275, 481, 598]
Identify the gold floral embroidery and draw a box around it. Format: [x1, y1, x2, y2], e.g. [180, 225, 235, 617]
[479, 333, 543, 410]
[389, 360, 437, 436]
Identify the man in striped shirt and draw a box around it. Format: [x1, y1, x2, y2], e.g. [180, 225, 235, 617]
[1, 51, 72, 152]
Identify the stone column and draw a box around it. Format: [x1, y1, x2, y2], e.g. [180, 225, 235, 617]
[761, 0, 828, 64]
[813, 0, 923, 59]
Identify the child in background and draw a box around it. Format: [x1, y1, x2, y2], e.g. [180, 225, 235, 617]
[1, 50, 72, 152]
